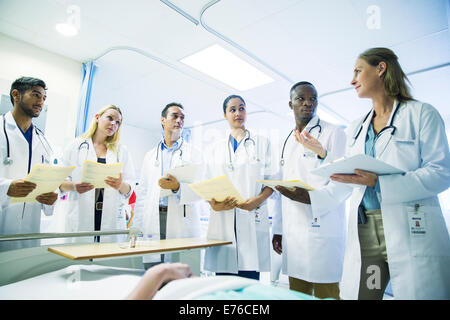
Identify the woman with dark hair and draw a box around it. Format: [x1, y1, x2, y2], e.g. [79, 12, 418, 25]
[297, 47, 450, 299]
[203, 95, 277, 280]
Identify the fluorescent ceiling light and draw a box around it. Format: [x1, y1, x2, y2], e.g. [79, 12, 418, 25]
[180, 44, 274, 91]
[56, 4, 80, 37]
[55, 23, 78, 37]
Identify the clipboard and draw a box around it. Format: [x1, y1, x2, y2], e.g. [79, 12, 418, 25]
[310, 154, 405, 178]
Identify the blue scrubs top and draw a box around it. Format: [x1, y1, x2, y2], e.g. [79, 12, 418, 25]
[230, 136, 242, 152]
[361, 123, 381, 210]
[19, 124, 33, 173]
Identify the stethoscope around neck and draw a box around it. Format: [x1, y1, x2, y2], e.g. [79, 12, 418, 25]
[154, 137, 184, 167]
[227, 130, 258, 172]
[77, 139, 120, 165]
[279, 118, 322, 166]
[351, 101, 401, 147]
[2, 114, 53, 165]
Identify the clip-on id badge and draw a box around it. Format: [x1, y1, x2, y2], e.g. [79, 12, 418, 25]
[311, 216, 321, 231]
[408, 204, 426, 236]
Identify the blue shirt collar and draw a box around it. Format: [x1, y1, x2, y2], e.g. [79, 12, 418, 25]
[161, 137, 181, 151]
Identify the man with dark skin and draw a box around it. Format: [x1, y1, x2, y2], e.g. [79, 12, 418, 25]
[1, 77, 58, 250]
[271, 81, 346, 299]
[274, 83, 320, 204]
[6, 77, 57, 204]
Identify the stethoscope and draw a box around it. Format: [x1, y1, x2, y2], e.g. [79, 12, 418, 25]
[154, 137, 184, 167]
[227, 130, 259, 171]
[77, 139, 120, 165]
[2, 114, 53, 165]
[77, 140, 90, 166]
[280, 118, 322, 166]
[351, 101, 400, 147]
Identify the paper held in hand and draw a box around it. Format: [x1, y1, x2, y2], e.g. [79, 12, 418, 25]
[188, 175, 244, 203]
[310, 154, 405, 178]
[81, 160, 123, 188]
[257, 179, 315, 191]
[10, 164, 75, 203]
[160, 163, 201, 197]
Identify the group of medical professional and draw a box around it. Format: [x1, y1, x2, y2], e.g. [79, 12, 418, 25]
[1, 47, 449, 300]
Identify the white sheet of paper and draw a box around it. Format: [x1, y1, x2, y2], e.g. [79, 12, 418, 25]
[189, 175, 244, 203]
[10, 164, 75, 203]
[257, 179, 315, 191]
[310, 154, 405, 178]
[166, 164, 200, 183]
[81, 160, 123, 188]
[160, 164, 201, 198]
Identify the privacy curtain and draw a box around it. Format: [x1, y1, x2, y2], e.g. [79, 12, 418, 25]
[75, 61, 97, 137]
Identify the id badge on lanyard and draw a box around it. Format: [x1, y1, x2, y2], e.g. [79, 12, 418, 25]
[407, 204, 426, 236]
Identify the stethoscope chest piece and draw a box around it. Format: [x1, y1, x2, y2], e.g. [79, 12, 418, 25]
[3, 157, 13, 165]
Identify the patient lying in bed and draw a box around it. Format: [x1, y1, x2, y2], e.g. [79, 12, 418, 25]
[127, 263, 316, 300]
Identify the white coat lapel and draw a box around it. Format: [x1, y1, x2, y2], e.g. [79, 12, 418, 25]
[171, 139, 186, 168]
[87, 138, 97, 162]
[31, 126, 40, 154]
[5, 112, 28, 148]
[354, 109, 373, 154]
[105, 145, 119, 164]
[283, 131, 301, 179]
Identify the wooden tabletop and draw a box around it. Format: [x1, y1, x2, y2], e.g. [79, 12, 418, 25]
[48, 238, 232, 260]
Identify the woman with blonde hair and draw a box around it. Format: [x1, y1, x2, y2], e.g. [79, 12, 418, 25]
[58, 105, 135, 243]
[293, 47, 450, 299]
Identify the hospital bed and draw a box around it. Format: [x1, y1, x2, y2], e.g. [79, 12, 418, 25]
[0, 230, 232, 299]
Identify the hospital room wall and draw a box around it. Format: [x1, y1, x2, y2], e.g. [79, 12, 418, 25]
[0, 33, 82, 159]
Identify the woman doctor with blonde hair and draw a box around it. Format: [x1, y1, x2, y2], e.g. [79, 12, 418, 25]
[58, 104, 135, 242]
[296, 47, 450, 299]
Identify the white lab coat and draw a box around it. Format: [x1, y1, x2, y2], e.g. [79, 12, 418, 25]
[0, 111, 55, 250]
[271, 117, 347, 283]
[56, 137, 135, 243]
[133, 138, 202, 263]
[309, 100, 450, 299]
[203, 131, 277, 273]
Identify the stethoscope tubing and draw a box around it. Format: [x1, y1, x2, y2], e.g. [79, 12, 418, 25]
[154, 138, 184, 167]
[227, 130, 257, 171]
[351, 101, 401, 145]
[280, 118, 321, 166]
[77, 139, 120, 165]
[2, 114, 53, 165]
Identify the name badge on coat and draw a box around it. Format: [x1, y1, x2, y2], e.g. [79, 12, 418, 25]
[408, 204, 426, 236]
[310, 216, 321, 231]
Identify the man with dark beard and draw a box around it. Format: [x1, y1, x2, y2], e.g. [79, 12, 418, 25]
[0, 77, 58, 251]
